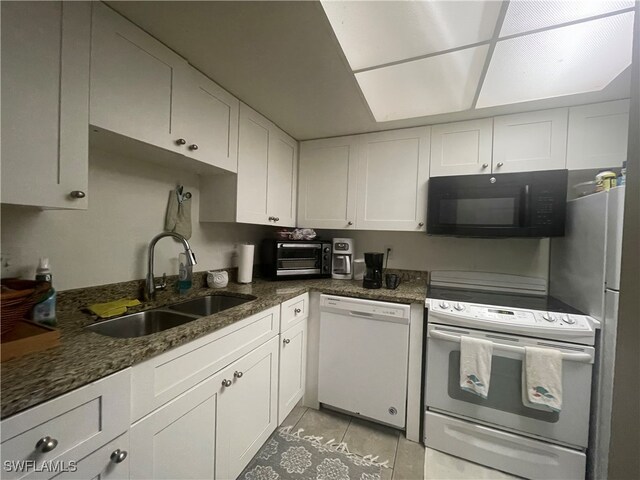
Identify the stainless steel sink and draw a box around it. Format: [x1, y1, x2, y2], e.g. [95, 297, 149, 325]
[168, 294, 255, 317]
[85, 309, 199, 338]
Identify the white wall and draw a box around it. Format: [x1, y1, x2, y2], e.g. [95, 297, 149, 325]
[321, 229, 550, 280]
[1, 149, 271, 291]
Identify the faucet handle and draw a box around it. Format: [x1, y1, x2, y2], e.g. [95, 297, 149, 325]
[156, 273, 167, 291]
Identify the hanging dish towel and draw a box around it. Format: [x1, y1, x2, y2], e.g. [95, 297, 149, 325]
[460, 336, 493, 398]
[86, 298, 141, 319]
[165, 188, 192, 239]
[522, 346, 563, 412]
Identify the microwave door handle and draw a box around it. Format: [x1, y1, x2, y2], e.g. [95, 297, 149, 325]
[521, 184, 531, 226]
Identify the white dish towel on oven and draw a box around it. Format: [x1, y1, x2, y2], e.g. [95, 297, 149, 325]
[460, 336, 493, 398]
[523, 346, 563, 412]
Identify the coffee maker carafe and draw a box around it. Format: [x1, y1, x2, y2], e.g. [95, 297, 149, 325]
[363, 252, 384, 289]
[331, 238, 354, 280]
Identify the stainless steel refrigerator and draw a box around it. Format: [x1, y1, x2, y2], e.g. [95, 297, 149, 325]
[550, 185, 625, 480]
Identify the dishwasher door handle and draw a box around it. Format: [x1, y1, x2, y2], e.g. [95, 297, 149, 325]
[348, 311, 374, 318]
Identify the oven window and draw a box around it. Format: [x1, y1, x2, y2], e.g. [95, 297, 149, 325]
[440, 197, 518, 226]
[447, 351, 559, 423]
[278, 249, 320, 259]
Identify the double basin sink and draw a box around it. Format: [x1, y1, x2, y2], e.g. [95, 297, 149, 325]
[86, 294, 256, 339]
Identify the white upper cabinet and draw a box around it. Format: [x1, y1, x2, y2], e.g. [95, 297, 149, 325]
[90, 2, 184, 153]
[567, 100, 630, 170]
[201, 104, 298, 227]
[1, 1, 91, 209]
[298, 137, 359, 229]
[430, 119, 493, 177]
[356, 127, 430, 231]
[91, 3, 239, 173]
[493, 108, 568, 173]
[173, 68, 240, 172]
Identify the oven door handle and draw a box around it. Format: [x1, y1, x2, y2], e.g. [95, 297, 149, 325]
[429, 329, 593, 363]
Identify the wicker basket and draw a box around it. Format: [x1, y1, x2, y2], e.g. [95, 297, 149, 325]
[1, 280, 51, 335]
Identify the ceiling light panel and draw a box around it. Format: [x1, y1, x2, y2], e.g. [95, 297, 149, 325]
[321, 1, 501, 70]
[501, 0, 635, 37]
[356, 45, 489, 122]
[478, 12, 634, 109]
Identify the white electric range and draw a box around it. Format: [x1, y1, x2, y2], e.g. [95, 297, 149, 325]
[423, 271, 599, 480]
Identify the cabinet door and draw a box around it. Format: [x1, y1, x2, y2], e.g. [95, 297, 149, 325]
[1, 1, 90, 209]
[130, 372, 221, 480]
[217, 337, 279, 480]
[567, 100, 630, 170]
[236, 104, 271, 225]
[267, 128, 298, 227]
[174, 67, 240, 173]
[279, 320, 308, 422]
[493, 109, 568, 173]
[430, 119, 493, 177]
[356, 127, 430, 231]
[51, 432, 129, 480]
[298, 137, 359, 229]
[90, 3, 185, 152]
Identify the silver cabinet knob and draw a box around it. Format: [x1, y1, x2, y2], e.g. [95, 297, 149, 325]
[234, 371, 243, 378]
[294, 308, 301, 314]
[418, 222, 424, 227]
[268, 216, 274, 221]
[188, 144, 199, 151]
[110, 449, 127, 464]
[482, 163, 489, 169]
[222, 379, 232, 387]
[347, 221, 353, 226]
[69, 190, 86, 199]
[496, 162, 504, 168]
[274, 217, 280, 222]
[283, 338, 291, 344]
[35, 436, 58, 453]
[176, 138, 186, 145]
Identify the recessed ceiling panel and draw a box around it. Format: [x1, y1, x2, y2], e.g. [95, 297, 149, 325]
[321, 1, 501, 70]
[478, 12, 634, 108]
[501, 0, 635, 37]
[356, 45, 489, 122]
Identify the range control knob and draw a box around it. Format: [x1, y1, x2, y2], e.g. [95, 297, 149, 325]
[324, 247, 330, 253]
[542, 312, 556, 322]
[562, 314, 576, 325]
[439, 301, 450, 309]
[454, 303, 465, 311]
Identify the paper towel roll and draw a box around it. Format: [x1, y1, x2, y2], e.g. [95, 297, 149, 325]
[238, 244, 255, 284]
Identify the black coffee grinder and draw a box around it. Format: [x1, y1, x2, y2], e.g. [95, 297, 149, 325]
[363, 252, 384, 289]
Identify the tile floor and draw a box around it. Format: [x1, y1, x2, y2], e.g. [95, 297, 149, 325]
[279, 405, 520, 480]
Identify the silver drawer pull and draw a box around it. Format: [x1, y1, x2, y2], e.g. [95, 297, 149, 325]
[294, 308, 302, 314]
[283, 338, 291, 345]
[35, 436, 58, 453]
[110, 449, 127, 464]
[234, 371, 243, 378]
[222, 379, 232, 387]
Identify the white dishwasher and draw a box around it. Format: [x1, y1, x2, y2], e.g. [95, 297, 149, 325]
[318, 294, 410, 429]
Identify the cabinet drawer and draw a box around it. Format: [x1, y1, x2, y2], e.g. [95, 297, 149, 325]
[1, 369, 130, 480]
[280, 293, 309, 332]
[131, 306, 279, 422]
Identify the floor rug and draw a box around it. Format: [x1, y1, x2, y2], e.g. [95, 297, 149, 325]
[238, 426, 388, 480]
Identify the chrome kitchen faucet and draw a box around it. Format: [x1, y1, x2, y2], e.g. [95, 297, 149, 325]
[145, 232, 197, 301]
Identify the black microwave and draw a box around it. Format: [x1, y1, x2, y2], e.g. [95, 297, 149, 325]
[261, 239, 332, 280]
[427, 170, 568, 238]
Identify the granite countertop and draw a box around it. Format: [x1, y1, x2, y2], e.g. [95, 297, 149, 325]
[1, 275, 427, 419]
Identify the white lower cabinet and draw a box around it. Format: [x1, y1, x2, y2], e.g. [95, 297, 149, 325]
[130, 325, 280, 480]
[216, 336, 280, 480]
[278, 319, 308, 422]
[51, 432, 130, 480]
[130, 372, 220, 480]
[0, 369, 130, 480]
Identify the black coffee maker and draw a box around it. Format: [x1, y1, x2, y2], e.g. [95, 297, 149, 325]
[363, 252, 384, 289]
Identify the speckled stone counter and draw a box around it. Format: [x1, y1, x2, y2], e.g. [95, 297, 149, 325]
[1, 274, 427, 419]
